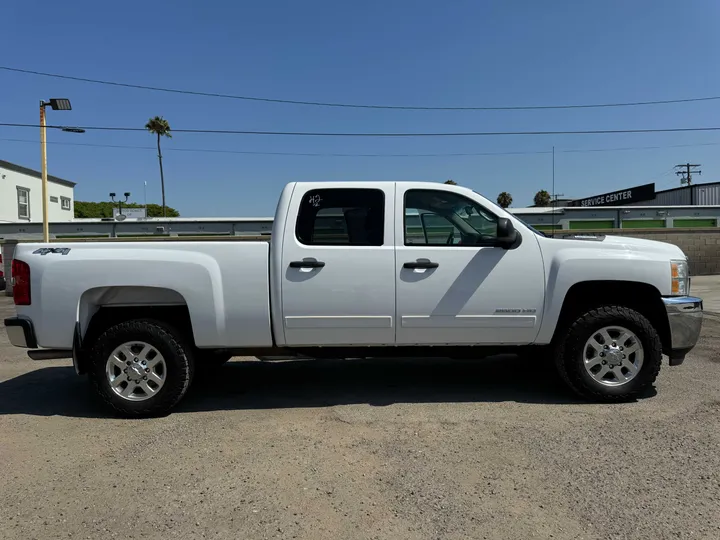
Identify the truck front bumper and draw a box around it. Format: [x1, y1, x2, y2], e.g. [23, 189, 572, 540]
[3, 317, 38, 349]
[662, 296, 703, 366]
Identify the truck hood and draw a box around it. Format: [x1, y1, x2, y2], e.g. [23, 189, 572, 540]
[557, 233, 686, 259]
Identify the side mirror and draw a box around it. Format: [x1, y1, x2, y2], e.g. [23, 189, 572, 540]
[496, 218, 518, 248]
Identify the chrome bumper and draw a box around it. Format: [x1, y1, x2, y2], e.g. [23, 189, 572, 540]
[662, 296, 703, 365]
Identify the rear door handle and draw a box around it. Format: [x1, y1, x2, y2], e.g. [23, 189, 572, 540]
[403, 260, 439, 269]
[289, 259, 326, 269]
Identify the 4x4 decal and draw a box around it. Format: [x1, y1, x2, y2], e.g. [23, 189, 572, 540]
[33, 248, 71, 255]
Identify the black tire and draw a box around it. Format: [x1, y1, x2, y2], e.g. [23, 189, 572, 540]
[554, 305, 662, 402]
[88, 319, 195, 417]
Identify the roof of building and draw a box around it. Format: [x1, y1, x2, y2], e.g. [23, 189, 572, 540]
[655, 180, 720, 195]
[0, 159, 77, 188]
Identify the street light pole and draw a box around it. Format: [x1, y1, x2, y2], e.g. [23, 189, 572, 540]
[39, 98, 73, 243]
[40, 101, 49, 242]
[109, 192, 131, 218]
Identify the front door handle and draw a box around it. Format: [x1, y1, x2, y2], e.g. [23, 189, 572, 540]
[403, 260, 439, 269]
[289, 259, 326, 269]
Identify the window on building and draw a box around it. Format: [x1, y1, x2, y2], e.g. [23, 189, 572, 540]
[17, 187, 30, 220]
[61, 196, 71, 211]
[49, 196, 59, 203]
[404, 189, 499, 246]
[295, 188, 385, 246]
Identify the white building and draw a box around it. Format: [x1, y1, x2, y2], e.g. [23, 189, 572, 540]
[0, 160, 76, 223]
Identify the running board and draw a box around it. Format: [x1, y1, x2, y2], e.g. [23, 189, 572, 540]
[256, 355, 306, 361]
[27, 349, 73, 360]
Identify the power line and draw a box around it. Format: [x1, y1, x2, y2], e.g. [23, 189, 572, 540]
[3, 65, 720, 111]
[0, 137, 549, 156]
[561, 142, 720, 153]
[645, 166, 680, 188]
[652, 166, 680, 180]
[0, 122, 141, 132]
[2, 122, 720, 137]
[3, 137, 720, 157]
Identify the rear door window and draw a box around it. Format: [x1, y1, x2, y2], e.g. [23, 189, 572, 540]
[295, 188, 385, 246]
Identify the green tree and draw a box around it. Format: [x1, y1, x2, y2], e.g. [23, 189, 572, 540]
[143, 204, 180, 218]
[444, 179, 457, 185]
[74, 201, 180, 219]
[497, 192, 513, 208]
[534, 189, 551, 207]
[145, 116, 172, 217]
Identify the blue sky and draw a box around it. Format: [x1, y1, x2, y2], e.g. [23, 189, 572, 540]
[2, 0, 720, 216]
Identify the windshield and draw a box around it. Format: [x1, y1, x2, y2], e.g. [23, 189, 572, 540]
[470, 190, 548, 237]
[512, 215, 548, 237]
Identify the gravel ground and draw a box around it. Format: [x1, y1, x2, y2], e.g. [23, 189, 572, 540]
[1, 296, 719, 540]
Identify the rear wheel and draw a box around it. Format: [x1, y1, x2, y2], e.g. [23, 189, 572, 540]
[554, 306, 662, 402]
[88, 319, 194, 417]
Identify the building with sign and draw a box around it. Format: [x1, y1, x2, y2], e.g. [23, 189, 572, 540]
[568, 183, 657, 207]
[0, 160, 76, 224]
[567, 181, 720, 208]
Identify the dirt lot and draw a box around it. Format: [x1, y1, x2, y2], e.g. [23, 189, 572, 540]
[1, 296, 719, 540]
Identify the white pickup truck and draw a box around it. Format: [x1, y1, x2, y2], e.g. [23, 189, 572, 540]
[4, 181, 703, 416]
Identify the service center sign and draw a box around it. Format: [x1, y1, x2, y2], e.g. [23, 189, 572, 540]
[570, 183, 655, 207]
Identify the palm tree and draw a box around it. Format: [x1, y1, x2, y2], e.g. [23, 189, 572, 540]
[145, 116, 172, 217]
[444, 179, 457, 185]
[497, 192, 513, 208]
[534, 189, 551, 207]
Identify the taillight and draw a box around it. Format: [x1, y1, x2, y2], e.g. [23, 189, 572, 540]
[12, 259, 31, 305]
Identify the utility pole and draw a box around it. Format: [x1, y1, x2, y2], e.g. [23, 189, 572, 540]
[40, 102, 48, 242]
[675, 163, 701, 205]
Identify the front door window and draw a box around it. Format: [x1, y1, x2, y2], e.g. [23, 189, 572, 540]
[404, 189, 499, 246]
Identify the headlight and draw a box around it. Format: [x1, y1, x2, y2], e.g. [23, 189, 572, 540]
[671, 259, 690, 296]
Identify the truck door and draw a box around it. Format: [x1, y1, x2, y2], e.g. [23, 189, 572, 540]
[395, 185, 545, 345]
[280, 183, 396, 346]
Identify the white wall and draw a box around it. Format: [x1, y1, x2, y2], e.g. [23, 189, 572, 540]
[0, 164, 75, 223]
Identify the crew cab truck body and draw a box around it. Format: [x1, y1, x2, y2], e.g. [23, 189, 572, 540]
[4, 181, 703, 416]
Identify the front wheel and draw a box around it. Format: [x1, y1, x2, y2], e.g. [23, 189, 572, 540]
[554, 306, 662, 402]
[88, 319, 195, 417]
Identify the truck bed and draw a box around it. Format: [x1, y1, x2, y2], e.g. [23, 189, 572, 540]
[11, 240, 274, 349]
